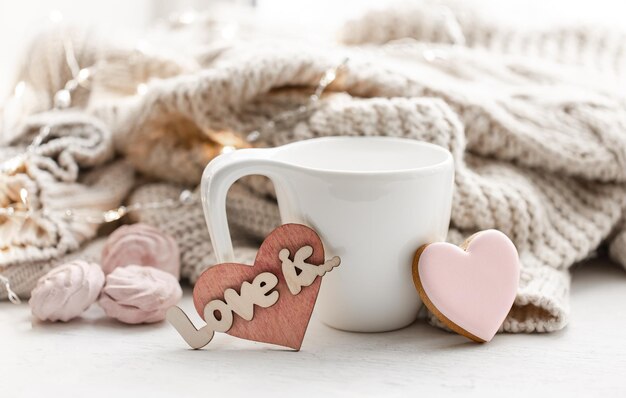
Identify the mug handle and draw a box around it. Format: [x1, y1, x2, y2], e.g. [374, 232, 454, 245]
[201, 148, 281, 263]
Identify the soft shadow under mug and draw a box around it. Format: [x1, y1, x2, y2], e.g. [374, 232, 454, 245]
[201, 136, 454, 332]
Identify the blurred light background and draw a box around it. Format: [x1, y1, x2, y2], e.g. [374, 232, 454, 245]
[1, 0, 625, 97]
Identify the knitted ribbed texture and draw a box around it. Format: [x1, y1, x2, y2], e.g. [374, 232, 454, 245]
[0, 110, 135, 267]
[0, 29, 135, 292]
[3, 4, 626, 335]
[0, 238, 105, 299]
[340, 1, 626, 89]
[127, 184, 265, 283]
[129, 87, 624, 332]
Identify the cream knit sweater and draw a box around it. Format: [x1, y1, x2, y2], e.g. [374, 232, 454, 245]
[2, 2, 626, 334]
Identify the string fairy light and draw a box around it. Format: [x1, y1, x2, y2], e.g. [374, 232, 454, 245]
[0, 5, 464, 303]
[0, 275, 21, 304]
[0, 11, 349, 302]
[245, 57, 349, 144]
[0, 50, 348, 224]
[381, 4, 466, 63]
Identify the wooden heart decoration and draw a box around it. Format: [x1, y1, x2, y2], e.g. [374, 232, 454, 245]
[412, 229, 520, 343]
[167, 224, 340, 350]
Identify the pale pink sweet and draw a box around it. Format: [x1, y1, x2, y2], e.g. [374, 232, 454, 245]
[99, 265, 182, 324]
[417, 229, 520, 342]
[101, 223, 180, 278]
[29, 260, 105, 322]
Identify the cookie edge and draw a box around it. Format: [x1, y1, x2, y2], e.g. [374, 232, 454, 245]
[411, 243, 487, 343]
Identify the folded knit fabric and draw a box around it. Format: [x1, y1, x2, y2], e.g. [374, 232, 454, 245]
[341, 1, 626, 91]
[0, 110, 134, 267]
[121, 26, 626, 333]
[0, 238, 106, 299]
[0, 28, 138, 299]
[3, 3, 626, 337]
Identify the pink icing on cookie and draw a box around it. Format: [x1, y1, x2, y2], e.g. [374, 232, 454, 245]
[417, 229, 520, 342]
[101, 223, 180, 278]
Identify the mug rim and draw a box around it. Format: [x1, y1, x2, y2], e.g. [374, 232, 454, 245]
[269, 136, 454, 176]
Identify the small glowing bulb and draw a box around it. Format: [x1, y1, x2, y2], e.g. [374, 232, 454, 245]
[19, 188, 28, 205]
[14, 81, 26, 98]
[320, 70, 336, 86]
[246, 131, 260, 142]
[135, 40, 150, 55]
[136, 83, 148, 96]
[77, 68, 91, 85]
[178, 11, 197, 25]
[54, 89, 71, 109]
[0, 155, 25, 174]
[49, 10, 63, 23]
[178, 190, 193, 204]
[221, 23, 238, 40]
[221, 145, 236, 154]
[103, 208, 125, 223]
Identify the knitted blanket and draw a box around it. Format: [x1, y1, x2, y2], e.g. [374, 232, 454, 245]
[2, 2, 626, 334]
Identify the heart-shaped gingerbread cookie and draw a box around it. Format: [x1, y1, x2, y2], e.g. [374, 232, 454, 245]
[412, 229, 520, 342]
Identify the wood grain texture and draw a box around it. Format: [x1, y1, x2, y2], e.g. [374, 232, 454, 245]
[193, 223, 325, 350]
[280, 246, 340, 295]
[166, 306, 214, 349]
[412, 244, 486, 343]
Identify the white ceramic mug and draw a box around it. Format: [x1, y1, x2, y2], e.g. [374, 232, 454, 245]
[201, 136, 454, 332]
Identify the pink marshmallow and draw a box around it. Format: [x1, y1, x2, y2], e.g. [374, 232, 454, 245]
[99, 265, 182, 324]
[102, 223, 180, 278]
[29, 260, 105, 322]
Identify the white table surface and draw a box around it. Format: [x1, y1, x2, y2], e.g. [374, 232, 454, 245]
[2, 257, 625, 397]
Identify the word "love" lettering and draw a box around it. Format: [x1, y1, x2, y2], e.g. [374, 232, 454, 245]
[166, 245, 340, 349]
[204, 272, 279, 332]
